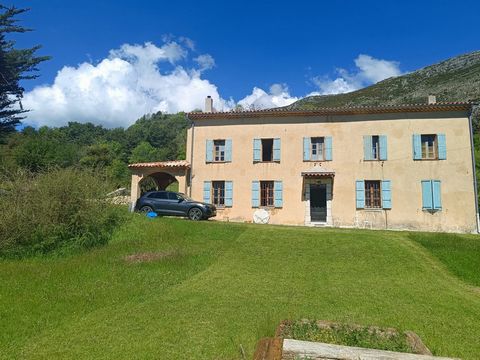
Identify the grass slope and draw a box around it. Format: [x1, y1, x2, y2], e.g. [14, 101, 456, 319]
[1, 217, 480, 359]
[409, 233, 480, 287]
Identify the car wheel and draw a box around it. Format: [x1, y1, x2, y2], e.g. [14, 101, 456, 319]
[140, 205, 154, 213]
[188, 207, 203, 221]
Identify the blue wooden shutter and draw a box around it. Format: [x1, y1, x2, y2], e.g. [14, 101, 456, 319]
[274, 181, 283, 208]
[421, 180, 433, 209]
[379, 135, 388, 160]
[225, 139, 232, 162]
[252, 181, 260, 207]
[413, 134, 422, 160]
[325, 136, 333, 161]
[303, 137, 310, 161]
[381, 180, 391, 209]
[356, 180, 365, 209]
[225, 181, 233, 207]
[206, 140, 213, 162]
[253, 139, 261, 161]
[437, 134, 446, 160]
[203, 181, 211, 203]
[432, 180, 442, 210]
[363, 136, 372, 160]
[273, 138, 281, 161]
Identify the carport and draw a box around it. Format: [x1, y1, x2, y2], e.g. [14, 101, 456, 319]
[128, 160, 190, 211]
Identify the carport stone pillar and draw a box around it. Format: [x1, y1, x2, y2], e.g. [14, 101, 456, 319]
[130, 174, 142, 212]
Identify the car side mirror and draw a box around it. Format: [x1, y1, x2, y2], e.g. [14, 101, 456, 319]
[178, 198, 184, 203]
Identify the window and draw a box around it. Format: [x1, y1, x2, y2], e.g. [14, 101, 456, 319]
[364, 135, 387, 160]
[262, 139, 273, 161]
[421, 180, 442, 210]
[364, 181, 381, 208]
[212, 181, 225, 207]
[421, 134, 437, 159]
[371, 136, 379, 160]
[214, 140, 225, 162]
[168, 192, 182, 200]
[260, 181, 274, 207]
[148, 191, 168, 199]
[311, 137, 324, 161]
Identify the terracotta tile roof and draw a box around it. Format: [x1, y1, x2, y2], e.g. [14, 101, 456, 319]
[188, 102, 472, 120]
[128, 160, 190, 169]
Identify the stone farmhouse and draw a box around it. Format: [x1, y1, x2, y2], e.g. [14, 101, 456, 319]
[129, 97, 479, 233]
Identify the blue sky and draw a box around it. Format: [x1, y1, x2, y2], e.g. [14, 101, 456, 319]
[9, 0, 480, 127]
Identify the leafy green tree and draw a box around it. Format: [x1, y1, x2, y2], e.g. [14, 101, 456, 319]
[0, 6, 49, 134]
[79, 142, 120, 169]
[13, 133, 79, 171]
[106, 159, 130, 188]
[129, 141, 162, 163]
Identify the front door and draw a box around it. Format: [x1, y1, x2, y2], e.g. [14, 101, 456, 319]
[310, 184, 327, 222]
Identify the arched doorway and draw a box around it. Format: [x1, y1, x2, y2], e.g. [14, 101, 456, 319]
[139, 172, 178, 195]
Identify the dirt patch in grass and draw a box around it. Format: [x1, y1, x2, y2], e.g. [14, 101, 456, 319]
[123, 251, 180, 263]
[276, 319, 431, 354]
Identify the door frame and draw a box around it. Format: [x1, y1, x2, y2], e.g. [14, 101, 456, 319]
[304, 178, 333, 226]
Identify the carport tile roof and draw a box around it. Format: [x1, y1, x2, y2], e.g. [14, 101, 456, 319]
[128, 160, 190, 169]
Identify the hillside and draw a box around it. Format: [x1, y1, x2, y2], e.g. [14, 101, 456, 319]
[288, 50, 480, 110]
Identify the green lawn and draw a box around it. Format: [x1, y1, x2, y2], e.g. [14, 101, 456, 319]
[1, 217, 480, 359]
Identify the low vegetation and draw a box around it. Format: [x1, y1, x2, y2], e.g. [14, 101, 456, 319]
[1, 218, 479, 359]
[279, 320, 411, 353]
[0, 168, 125, 257]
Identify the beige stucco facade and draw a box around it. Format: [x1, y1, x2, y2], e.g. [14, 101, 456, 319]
[183, 107, 478, 233]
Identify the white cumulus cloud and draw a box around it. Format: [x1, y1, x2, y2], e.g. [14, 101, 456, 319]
[237, 84, 298, 110]
[23, 42, 228, 128]
[23, 43, 402, 128]
[311, 54, 402, 95]
[194, 54, 215, 72]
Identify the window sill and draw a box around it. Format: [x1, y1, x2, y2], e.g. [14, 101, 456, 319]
[253, 161, 280, 164]
[303, 160, 329, 162]
[423, 208, 442, 212]
[358, 208, 387, 211]
[414, 159, 441, 161]
[206, 161, 230, 164]
[363, 159, 385, 162]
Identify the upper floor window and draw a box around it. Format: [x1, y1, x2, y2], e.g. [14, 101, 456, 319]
[214, 140, 225, 162]
[421, 134, 437, 160]
[253, 138, 281, 162]
[363, 135, 387, 160]
[311, 137, 324, 161]
[262, 139, 273, 161]
[206, 139, 232, 163]
[303, 136, 332, 161]
[413, 133, 446, 160]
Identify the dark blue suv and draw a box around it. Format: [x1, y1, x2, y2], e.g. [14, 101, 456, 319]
[135, 191, 216, 221]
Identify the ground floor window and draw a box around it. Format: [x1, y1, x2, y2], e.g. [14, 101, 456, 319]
[365, 180, 381, 208]
[212, 181, 225, 207]
[260, 181, 274, 207]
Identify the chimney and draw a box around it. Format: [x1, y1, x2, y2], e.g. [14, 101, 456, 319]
[205, 96, 213, 113]
[428, 95, 436, 104]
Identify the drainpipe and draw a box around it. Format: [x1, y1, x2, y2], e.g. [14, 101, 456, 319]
[468, 106, 480, 233]
[186, 113, 195, 197]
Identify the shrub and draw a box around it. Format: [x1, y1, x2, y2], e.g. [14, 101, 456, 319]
[0, 168, 126, 257]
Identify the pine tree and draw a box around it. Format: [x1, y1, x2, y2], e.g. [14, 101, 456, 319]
[0, 5, 49, 134]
